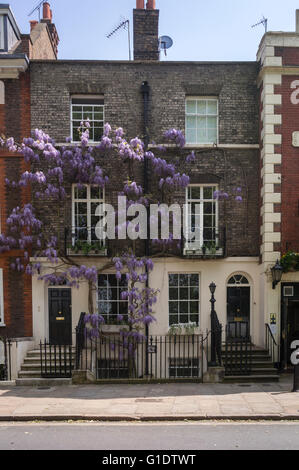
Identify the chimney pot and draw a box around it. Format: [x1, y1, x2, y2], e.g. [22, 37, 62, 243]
[43, 2, 51, 20]
[30, 20, 38, 31]
[146, 0, 156, 9]
[136, 0, 145, 8]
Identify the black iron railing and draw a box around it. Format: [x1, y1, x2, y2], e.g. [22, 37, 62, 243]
[40, 341, 73, 378]
[265, 323, 279, 366]
[64, 227, 106, 257]
[0, 338, 12, 381]
[183, 227, 226, 258]
[75, 328, 205, 381]
[75, 313, 86, 369]
[224, 325, 252, 376]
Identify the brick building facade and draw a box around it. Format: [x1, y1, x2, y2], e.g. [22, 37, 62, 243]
[0, 2, 58, 339]
[29, 1, 262, 349]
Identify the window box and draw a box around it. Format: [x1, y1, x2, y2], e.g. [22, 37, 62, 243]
[100, 324, 129, 334]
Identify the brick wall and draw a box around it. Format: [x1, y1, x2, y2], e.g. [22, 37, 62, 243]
[275, 75, 299, 253]
[0, 72, 32, 338]
[30, 60, 260, 258]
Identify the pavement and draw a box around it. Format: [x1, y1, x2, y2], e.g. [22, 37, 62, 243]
[0, 375, 298, 422]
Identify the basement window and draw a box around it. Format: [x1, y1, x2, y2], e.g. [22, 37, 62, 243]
[169, 357, 200, 378]
[71, 96, 104, 143]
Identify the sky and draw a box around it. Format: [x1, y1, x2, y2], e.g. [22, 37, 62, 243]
[7, 0, 299, 61]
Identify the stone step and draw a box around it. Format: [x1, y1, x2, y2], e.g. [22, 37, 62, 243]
[221, 354, 272, 361]
[18, 370, 72, 378]
[16, 378, 72, 386]
[21, 363, 74, 371]
[223, 374, 280, 383]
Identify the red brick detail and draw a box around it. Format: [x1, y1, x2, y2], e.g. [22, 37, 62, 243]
[274, 223, 281, 232]
[274, 184, 281, 193]
[273, 242, 281, 252]
[0, 71, 32, 338]
[274, 164, 282, 174]
[278, 75, 299, 253]
[273, 203, 281, 213]
[275, 47, 299, 66]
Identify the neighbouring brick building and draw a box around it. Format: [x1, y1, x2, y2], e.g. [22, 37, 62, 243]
[0, 2, 58, 347]
[258, 12, 299, 367]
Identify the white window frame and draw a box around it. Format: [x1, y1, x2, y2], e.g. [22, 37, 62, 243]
[0, 269, 4, 325]
[168, 273, 200, 327]
[72, 184, 105, 245]
[70, 95, 104, 143]
[185, 184, 219, 250]
[97, 273, 128, 323]
[185, 96, 219, 145]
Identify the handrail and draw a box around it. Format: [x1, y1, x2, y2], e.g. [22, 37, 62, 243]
[265, 323, 277, 345]
[265, 323, 278, 366]
[75, 312, 86, 369]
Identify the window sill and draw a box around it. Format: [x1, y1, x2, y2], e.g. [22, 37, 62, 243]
[100, 324, 129, 334]
[67, 248, 107, 257]
[183, 247, 224, 258]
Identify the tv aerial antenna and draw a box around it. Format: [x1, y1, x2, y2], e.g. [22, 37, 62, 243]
[107, 17, 132, 61]
[159, 35, 173, 56]
[252, 16, 268, 33]
[28, 0, 46, 20]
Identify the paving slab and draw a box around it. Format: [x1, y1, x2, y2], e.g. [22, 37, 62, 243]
[0, 378, 298, 421]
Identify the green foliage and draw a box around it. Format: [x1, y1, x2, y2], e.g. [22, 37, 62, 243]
[280, 251, 299, 272]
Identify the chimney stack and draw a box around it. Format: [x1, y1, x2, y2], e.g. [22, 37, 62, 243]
[146, 0, 156, 9]
[133, 0, 159, 60]
[30, 20, 38, 31]
[43, 2, 52, 22]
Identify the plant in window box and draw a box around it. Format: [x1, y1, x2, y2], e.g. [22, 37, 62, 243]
[168, 323, 183, 336]
[184, 322, 198, 335]
[280, 251, 299, 272]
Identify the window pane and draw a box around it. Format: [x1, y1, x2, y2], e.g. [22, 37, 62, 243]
[197, 128, 207, 143]
[91, 186, 101, 200]
[169, 315, 178, 325]
[203, 187, 213, 199]
[169, 288, 178, 300]
[189, 187, 201, 200]
[197, 116, 206, 129]
[190, 302, 199, 314]
[208, 128, 217, 142]
[180, 287, 188, 300]
[179, 314, 189, 324]
[207, 116, 217, 128]
[169, 274, 179, 286]
[169, 301, 178, 313]
[94, 127, 103, 142]
[190, 287, 199, 300]
[179, 274, 189, 286]
[74, 186, 87, 199]
[186, 100, 196, 113]
[186, 129, 196, 144]
[190, 274, 199, 286]
[196, 100, 206, 114]
[186, 116, 196, 129]
[207, 101, 217, 114]
[179, 302, 188, 313]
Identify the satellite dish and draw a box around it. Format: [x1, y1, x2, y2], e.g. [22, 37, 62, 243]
[159, 36, 173, 56]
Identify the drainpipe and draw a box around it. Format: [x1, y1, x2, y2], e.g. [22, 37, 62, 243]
[141, 81, 150, 376]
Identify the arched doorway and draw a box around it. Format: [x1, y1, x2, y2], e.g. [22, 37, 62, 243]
[227, 274, 250, 339]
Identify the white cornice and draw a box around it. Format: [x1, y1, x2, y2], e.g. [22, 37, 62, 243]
[0, 57, 28, 78]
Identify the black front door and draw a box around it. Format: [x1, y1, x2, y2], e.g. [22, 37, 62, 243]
[282, 300, 299, 365]
[49, 288, 72, 345]
[227, 286, 250, 338]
